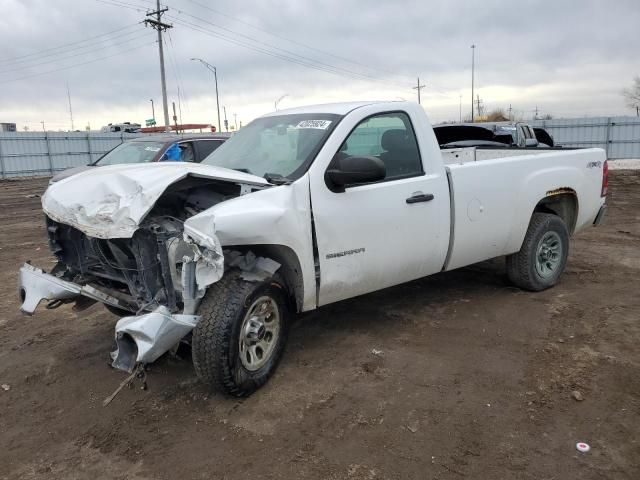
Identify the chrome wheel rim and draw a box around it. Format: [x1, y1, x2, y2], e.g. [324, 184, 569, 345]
[535, 231, 562, 279]
[238, 296, 280, 371]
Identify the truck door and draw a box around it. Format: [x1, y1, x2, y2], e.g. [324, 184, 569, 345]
[308, 110, 450, 306]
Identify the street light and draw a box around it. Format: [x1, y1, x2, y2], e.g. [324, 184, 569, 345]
[191, 58, 221, 133]
[274, 94, 288, 111]
[150, 99, 155, 123]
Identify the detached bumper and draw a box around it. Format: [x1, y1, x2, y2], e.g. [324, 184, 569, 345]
[19, 264, 81, 314]
[112, 306, 200, 372]
[18, 263, 133, 314]
[593, 204, 608, 226]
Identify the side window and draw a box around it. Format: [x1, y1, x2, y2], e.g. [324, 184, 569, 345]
[178, 142, 195, 162]
[196, 140, 223, 161]
[339, 112, 422, 180]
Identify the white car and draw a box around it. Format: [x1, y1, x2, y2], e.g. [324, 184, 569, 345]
[19, 101, 608, 396]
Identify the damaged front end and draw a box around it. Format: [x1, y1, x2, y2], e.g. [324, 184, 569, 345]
[18, 167, 274, 374]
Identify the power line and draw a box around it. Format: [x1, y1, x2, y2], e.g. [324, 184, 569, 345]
[98, 0, 454, 97]
[0, 40, 156, 84]
[166, 10, 409, 89]
[166, 30, 190, 115]
[181, 0, 416, 83]
[0, 22, 141, 65]
[0, 30, 152, 74]
[168, 15, 410, 90]
[94, 0, 150, 13]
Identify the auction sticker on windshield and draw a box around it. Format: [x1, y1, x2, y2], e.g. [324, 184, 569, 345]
[296, 120, 332, 129]
[145, 146, 161, 152]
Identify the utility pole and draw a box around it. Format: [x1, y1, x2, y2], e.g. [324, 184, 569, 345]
[223, 106, 228, 132]
[471, 44, 476, 122]
[475, 94, 483, 118]
[150, 99, 155, 122]
[66, 83, 74, 131]
[233, 113, 237, 131]
[413, 77, 425, 105]
[145, 1, 172, 133]
[172, 101, 178, 132]
[533, 105, 539, 120]
[191, 58, 221, 133]
[508, 104, 513, 122]
[41, 121, 45, 132]
[459, 94, 462, 122]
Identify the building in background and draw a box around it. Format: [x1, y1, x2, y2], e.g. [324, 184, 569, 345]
[0, 123, 17, 132]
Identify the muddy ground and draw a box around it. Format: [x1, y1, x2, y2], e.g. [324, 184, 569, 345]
[0, 172, 638, 480]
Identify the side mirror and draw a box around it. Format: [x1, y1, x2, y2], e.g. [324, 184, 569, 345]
[325, 155, 386, 192]
[525, 138, 538, 147]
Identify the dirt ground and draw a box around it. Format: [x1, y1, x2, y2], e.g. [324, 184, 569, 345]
[0, 172, 638, 480]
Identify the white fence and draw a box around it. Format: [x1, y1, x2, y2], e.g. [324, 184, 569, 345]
[0, 131, 143, 178]
[2, 116, 639, 178]
[531, 116, 640, 159]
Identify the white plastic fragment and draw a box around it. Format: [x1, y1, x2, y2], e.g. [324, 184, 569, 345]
[1, 384, 10, 391]
[576, 442, 590, 453]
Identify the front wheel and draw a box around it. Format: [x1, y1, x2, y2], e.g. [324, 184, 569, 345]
[506, 213, 570, 291]
[192, 271, 290, 396]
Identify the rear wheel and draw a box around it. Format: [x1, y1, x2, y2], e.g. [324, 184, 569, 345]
[506, 213, 569, 291]
[192, 271, 290, 396]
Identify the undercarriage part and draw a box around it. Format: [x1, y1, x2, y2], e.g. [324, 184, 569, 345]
[225, 251, 281, 282]
[18, 263, 135, 314]
[111, 306, 200, 373]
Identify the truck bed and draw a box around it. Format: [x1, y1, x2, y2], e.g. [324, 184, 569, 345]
[441, 146, 575, 166]
[442, 147, 606, 271]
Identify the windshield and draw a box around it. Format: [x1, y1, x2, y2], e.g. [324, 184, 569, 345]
[95, 141, 165, 166]
[201, 113, 342, 179]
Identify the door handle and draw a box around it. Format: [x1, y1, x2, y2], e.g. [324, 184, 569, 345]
[406, 193, 434, 204]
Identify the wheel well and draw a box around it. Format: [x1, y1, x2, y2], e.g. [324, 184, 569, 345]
[534, 190, 578, 234]
[227, 244, 304, 313]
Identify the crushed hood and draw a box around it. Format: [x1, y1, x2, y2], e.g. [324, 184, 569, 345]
[42, 162, 269, 238]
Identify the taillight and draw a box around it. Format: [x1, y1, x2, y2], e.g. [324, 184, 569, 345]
[601, 160, 609, 197]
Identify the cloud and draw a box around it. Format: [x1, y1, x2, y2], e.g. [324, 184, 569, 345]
[1, 0, 638, 130]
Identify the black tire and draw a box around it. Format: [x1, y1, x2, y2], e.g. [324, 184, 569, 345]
[506, 212, 569, 291]
[191, 270, 290, 396]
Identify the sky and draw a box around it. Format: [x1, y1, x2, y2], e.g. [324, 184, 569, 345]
[1, 0, 639, 131]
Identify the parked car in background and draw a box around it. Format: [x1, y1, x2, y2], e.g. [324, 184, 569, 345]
[50, 133, 231, 183]
[434, 122, 554, 149]
[100, 122, 142, 133]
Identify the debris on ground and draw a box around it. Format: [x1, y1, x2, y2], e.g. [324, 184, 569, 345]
[102, 365, 146, 406]
[406, 421, 419, 433]
[1, 384, 10, 391]
[576, 442, 591, 453]
[371, 348, 384, 356]
[571, 390, 584, 401]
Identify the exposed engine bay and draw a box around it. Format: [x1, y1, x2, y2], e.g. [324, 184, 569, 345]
[19, 172, 283, 375]
[44, 177, 238, 315]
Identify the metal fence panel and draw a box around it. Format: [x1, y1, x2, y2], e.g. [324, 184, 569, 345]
[1, 118, 639, 178]
[0, 131, 143, 178]
[532, 116, 640, 159]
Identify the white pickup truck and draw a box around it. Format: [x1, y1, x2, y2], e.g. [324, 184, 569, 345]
[19, 101, 608, 396]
